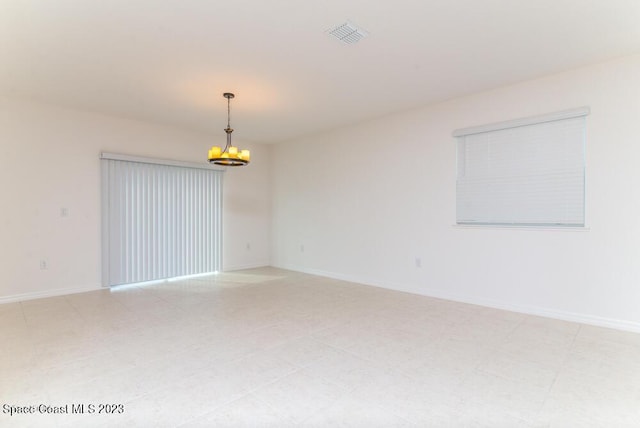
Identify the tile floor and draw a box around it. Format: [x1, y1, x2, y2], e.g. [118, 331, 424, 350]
[2, 267, 640, 427]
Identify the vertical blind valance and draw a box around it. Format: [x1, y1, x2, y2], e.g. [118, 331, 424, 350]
[454, 107, 589, 227]
[101, 154, 223, 286]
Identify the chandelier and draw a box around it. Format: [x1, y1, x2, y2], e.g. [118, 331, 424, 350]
[208, 92, 250, 166]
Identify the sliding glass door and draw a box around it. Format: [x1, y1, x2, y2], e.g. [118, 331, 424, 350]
[101, 153, 223, 286]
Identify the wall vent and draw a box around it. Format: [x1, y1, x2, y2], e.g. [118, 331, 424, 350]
[327, 21, 369, 44]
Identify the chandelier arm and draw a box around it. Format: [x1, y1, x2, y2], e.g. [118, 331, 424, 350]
[224, 131, 232, 152]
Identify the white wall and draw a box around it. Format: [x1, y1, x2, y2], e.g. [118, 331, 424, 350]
[271, 54, 640, 332]
[0, 98, 270, 302]
[222, 145, 271, 271]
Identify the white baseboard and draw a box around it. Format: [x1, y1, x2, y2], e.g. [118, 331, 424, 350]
[0, 285, 101, 304]
[0, 264, 271, 304]
[6, 264, 640, 335]
[274, 263, 640, 334]
[223, 262, 271, 272]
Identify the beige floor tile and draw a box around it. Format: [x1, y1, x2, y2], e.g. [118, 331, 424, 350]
[180, 394, 295, 428]
[250, 369, 350, 423]
[263, 336, 344, 368]
[2, 268, 640, 428]
[476, 351, 560, 390]
[540, 372, 640, 427]
[213, 352, 299, 393]
[348, 372, 461, 424]
[303, 349, 391, 390]
[455, 371, 549, 422]
[577, 324, 640, 348]
[303, 395, 415, 428]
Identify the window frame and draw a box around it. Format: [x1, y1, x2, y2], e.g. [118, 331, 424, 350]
[453, 107, 590, 228]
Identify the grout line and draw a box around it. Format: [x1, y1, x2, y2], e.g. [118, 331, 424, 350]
[536, 323, 583, 422]
[18, 300, 29, 326]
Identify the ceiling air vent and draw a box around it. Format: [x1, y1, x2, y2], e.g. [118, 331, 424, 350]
[327, 21, 369, 44]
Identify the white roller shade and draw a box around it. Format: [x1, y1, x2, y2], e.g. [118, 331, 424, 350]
[455, 108, 588, 227]
[101, 154, 223, 286]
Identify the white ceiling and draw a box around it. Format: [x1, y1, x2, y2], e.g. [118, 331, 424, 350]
[2, 0, 640, 144]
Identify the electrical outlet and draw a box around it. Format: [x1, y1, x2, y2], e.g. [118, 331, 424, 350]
[40, 260, 48, 270]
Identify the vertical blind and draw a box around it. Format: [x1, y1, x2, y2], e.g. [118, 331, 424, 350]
[454, 107, 589, 227]
[101, 153, 223, 286]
